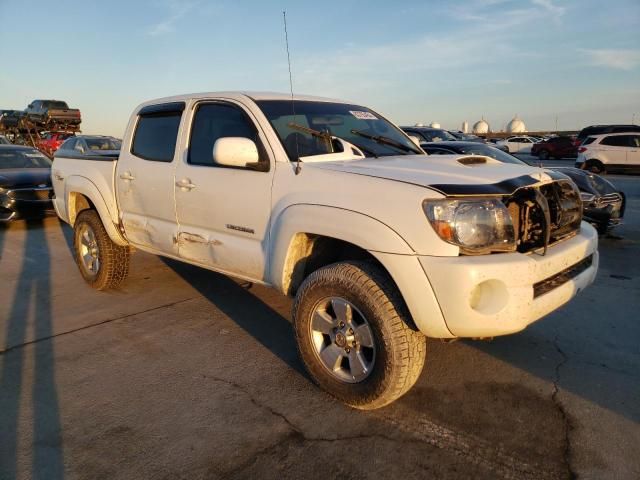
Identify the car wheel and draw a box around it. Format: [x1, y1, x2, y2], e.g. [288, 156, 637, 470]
[74, 209, 130, 290]
[584, 159, 605, 174]
[538, 150, 549, 160]
[292, 261, 426, 410]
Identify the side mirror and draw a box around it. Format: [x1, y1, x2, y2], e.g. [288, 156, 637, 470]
[408, 135, 422, 147]
[213, 137, 259, 168]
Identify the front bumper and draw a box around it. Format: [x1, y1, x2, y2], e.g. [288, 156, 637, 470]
[0, 193, 55, 222]
[418, 222, 598, 337]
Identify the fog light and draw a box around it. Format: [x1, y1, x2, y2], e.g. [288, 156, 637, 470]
[469, 280, 509, 315]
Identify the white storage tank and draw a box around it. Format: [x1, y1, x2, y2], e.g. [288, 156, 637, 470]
[472, 118, 490, 134]
[506, 115, 526, 133]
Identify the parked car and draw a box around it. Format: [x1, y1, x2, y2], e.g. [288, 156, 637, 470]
[577, 124, 640, 146]
[495, 136, 539, 153]
[0, 145, 54, 222]
[447, 131, 485, 143]
[57, 135, 121, 157]
[0, 135, 10, 145]
[0, 109, 26, 129]
[38, 132, 75, 157]
[24, 100, 81, 127]
[51, 91, 597, 409]
[531, 136, 578, 159]
[421, 141, 625, 233]
[575, 132, 640, 174]
[400, 126, 457, 142]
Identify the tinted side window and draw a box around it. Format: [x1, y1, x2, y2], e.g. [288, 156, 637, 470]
[189, 103, 263, 167]
[131, 112, 182, 162]
[601, 135, 629, 147]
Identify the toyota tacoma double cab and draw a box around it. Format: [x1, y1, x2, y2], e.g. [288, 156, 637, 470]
[51, 92, 598, 409]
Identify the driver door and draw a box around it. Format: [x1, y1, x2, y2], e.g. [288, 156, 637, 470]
[174, 100, 274, 281]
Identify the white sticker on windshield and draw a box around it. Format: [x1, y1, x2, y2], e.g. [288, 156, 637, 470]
[349, 110, 378, 120]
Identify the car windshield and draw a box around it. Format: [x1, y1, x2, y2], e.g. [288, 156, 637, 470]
[417, 130, 456, 142]
[85, 138, 121, 150]
[454, 144, 526, 165]
[0, 149, 51, 168]
[256, 100, 421, 159]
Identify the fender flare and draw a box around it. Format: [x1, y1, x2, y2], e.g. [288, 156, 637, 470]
[63, 175, 128, 246]
[268, 203, 415, 293]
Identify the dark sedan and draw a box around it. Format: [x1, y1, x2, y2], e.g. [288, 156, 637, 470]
[421, 141, 625, 234]
[0, 145, 54, 222]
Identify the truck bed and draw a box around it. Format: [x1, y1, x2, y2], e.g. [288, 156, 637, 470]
[51, 152, 120, 226]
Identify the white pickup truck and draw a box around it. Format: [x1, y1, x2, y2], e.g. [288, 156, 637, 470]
[52, 92, 598, 409]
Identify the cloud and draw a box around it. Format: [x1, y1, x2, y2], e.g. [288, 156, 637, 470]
[531, 0, 565, 17]
[580, 49, 640, 71]
[147, 0, 197, 36]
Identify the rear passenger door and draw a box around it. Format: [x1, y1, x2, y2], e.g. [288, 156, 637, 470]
[174, 100, 274, 281]
[116, 102, 185, 255]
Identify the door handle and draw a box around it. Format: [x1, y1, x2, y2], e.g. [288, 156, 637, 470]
[176, 178, 196, 191]
[53, 170, 64, 181]
[119, 171, 135, 181]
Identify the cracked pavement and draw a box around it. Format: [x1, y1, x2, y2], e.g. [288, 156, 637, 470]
[1, 171, 639, 479]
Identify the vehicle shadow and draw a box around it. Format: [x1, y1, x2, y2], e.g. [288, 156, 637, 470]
[161, 258, 306, 377]
[0, 219, 65, 480]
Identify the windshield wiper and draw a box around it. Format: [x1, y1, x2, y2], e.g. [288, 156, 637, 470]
[350, 129, 421, 155]
[287, 122, 378, 158]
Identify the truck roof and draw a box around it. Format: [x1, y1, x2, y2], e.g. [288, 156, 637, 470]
[134, 91, 350, 111]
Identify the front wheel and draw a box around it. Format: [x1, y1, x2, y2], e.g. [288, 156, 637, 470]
[74, 209, 130, 290]
[538, 149, 549, 160]
[292, 261, 426, 410]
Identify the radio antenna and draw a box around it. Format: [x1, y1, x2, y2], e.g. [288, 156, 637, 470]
[283, 10, 301, 175]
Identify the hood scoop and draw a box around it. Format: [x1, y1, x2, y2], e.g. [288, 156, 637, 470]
[456, 155, 501, 166]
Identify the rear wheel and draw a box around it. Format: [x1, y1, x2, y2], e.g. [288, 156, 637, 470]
[538, 149, 550, 160]
[292, 261, 426, 409]
[73, 210, 130, 290]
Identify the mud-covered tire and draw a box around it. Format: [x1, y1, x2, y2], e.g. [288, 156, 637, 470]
[292, 261, 426, 409]
[73, 209, 130, 290]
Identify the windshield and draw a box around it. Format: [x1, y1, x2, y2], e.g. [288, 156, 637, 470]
[0, 148, 51, 169]
[85, 137, 121, 151]
[454, 144, 526, 165]
[256, 100, 421, 159]
[415, 129, 457, 142]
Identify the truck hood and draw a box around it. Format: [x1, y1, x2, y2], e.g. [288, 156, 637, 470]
[307, 154, 567, 195]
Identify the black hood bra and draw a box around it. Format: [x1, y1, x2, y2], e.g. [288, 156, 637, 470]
[429, 170, 570, 196]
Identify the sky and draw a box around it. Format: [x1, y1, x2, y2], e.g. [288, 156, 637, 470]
[0, 0, 639, 137]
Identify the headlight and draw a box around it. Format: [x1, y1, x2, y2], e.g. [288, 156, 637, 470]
[579, 192, 595, 204]
[423, 198, 516, 255]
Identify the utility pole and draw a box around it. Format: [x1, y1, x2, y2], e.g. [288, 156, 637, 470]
[555, 115, 558, 133]
[633, 113, 637, 125]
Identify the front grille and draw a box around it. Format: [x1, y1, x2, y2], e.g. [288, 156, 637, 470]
[533, 254, 593, 298]
[8, 188, 53, 201]
[597, 193, 622, 207]
[505, 180, 582, 254]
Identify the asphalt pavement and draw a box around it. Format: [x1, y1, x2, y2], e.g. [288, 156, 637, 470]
[1, 167, 639, 479]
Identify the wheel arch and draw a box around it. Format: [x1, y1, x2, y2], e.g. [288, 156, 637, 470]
[268, 204, 414, 296]
[64, 176, 128, 246]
